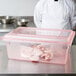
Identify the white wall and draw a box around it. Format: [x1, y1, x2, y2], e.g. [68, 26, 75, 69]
[0, 0, 39, 16]
[0, 0, 75, 16]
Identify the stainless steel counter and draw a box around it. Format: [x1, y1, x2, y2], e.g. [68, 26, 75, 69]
[0, 21, 35, 32]
[0, 24, 16, 33]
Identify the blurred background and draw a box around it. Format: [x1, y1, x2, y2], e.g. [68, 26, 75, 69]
[0, 0, 39, 33]
[0, 0, 75, 32]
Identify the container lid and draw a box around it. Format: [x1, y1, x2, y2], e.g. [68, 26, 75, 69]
[3, 27, 75, 45]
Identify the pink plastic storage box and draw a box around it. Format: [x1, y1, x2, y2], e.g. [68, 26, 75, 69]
[7, 54, 72, 73]
[3, 27, 75, 65]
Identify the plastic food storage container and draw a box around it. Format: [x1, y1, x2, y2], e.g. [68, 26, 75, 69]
[2, 27, 75, 65]
[7, 53, 72, 73]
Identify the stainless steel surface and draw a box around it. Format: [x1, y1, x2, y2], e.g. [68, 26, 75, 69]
[0, 16, 33, 28]
[0, 16, 17, 32]
[71, 45, 76, 73]
[1, 16, 16, 24]
[16, 18, 30, 27]
[0, 21, 35, 33]
[0, 24, 16, 32]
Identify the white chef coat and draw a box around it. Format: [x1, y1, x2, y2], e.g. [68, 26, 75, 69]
[34, 0, 76, 30]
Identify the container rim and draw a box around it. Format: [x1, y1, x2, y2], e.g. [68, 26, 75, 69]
[3, 27, 75, 45]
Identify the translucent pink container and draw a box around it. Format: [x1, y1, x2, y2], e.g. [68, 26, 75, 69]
[3, 27, 75, 65]
[7, 54, 72, 73]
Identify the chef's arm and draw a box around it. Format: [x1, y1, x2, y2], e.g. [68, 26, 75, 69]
[34, 5, 42, 28]
[70, 1, 76, 31]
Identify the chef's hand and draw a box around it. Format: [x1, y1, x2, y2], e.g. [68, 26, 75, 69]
[73, 25, 76, 31]
[72, 26, 76, 36]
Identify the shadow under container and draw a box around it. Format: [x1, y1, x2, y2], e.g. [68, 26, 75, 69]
[2, 27, 75, 73]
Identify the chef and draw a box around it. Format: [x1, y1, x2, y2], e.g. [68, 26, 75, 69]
[34, 0, 76, 30]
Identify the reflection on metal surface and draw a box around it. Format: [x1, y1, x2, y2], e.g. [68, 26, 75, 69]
[0, 16, 31, 27]
[0, 46, 8, 73]
[0, 24, 16, 32]
[1, 16, 16, 24]
[16, 18, 30, 27]
[0, 16, 33, 32]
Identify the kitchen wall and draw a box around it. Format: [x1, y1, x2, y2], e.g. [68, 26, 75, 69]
[0, 0, 39, 16]
[0, 0, 76, 16]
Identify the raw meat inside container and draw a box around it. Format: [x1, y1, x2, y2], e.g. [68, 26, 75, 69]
[6, 41, 69, 64]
